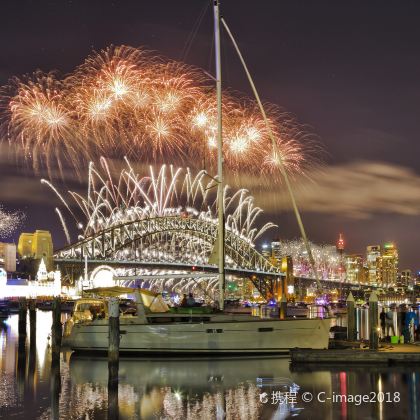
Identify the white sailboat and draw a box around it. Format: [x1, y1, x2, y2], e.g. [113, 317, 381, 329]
[62, 287, 330, 353]
[62, 1, 332, 354]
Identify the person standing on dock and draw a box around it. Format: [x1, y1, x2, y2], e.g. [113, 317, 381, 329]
[405, 311, 418, 343]
[380, 308, 386, 339]
[385, 308, 395, 338]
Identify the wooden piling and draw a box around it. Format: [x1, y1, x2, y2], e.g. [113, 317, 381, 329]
[108, 297, 120, 419]
[18, 297, 27, 338]
[51, 297, 62, 358]
[50, 356, 61, 420]
[346, 292, 356, 341]
[108, 297, 120, 364]
[29, 299, 36, 343]
[369, 291, 379, 350]
[280, 294, 287, 320]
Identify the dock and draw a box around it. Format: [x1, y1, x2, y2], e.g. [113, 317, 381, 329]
[290, 344, 420, 365]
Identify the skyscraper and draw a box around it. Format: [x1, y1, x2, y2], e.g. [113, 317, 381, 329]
[271, 241, 281, 261]
[366, 245, 381, 286]
[345, 254, 364, 285]
[381, 243, 398, 288]
[399, 269, 411, 288]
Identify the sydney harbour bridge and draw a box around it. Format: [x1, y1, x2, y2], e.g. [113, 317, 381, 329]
[53, 214, 362, 299]
[45, 160, 365, 299]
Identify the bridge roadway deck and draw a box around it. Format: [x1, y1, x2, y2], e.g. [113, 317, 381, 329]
[54, 258, 363, 288]
[54, 258, 283, 278]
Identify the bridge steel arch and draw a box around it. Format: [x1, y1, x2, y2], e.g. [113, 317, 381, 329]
[54, 216, 280, 275]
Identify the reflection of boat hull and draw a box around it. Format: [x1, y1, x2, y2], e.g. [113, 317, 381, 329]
[69, 354, 292, 388]
[63, 316, 331, 354]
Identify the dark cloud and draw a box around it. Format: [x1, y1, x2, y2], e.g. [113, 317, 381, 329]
[245, 161, 420, 219]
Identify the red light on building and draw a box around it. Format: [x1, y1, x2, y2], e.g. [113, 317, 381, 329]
[337, 233, 345, 251]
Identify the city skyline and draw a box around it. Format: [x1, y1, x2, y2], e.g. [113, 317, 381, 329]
[1, 1, 420, 269]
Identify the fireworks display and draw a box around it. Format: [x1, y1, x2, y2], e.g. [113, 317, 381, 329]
[277, 239, 342, 280]
[1, 45, 317, 178]
[0, 206, 25, 239]
[44, 157, 276, 244]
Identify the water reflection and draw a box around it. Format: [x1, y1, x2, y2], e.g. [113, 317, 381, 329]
[0, 313, 419, 419]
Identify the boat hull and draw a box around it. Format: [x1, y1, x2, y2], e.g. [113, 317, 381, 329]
[63, 317, 332, 354]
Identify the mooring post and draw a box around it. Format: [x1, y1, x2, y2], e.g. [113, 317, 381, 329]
[280, 294, 287, 320]
[17, 315, 27, 398]
[346, 292, 356, 341]
[108, 297, 120, 420]
[18, 297, 27, 338]
[29, 299, 37, 343]
[108, 297, 120, 364]
[51, 297, 62, 358]
[369, 291, 379, 350]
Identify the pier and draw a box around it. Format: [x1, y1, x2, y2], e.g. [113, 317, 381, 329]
[290, 344, 420, 364]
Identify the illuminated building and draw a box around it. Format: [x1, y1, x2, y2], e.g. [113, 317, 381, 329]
[0, 242, 16, 272]
[416, 271, 420, 286]
[345, 254, 364, 285]
[0, 260, 61, 299]
[261, 241, 281, 262]
[261, 243, 270, 258]
[399, 269, 411, 288]
[271, 241, 281, 260]
[380, 242, 398, 288]
[366, 245, 381, 286]
[18, 230, 54, 270]
[36, 258, 48, 281]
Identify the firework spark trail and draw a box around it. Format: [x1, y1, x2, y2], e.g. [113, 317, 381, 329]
[0, 206, 25, 239]
[55, 208, 71, 245]
[1, 45, 320, 178]
[44, 159, 275, 246]
[278, 239, 342, 280]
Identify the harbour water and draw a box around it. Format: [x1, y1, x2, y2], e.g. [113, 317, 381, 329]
[0, 311, 419, 420]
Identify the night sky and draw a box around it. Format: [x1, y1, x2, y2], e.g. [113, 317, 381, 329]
[1, 0, 420, 269]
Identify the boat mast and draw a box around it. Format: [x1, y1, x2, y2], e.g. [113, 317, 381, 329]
[213, 0, 225, 310]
